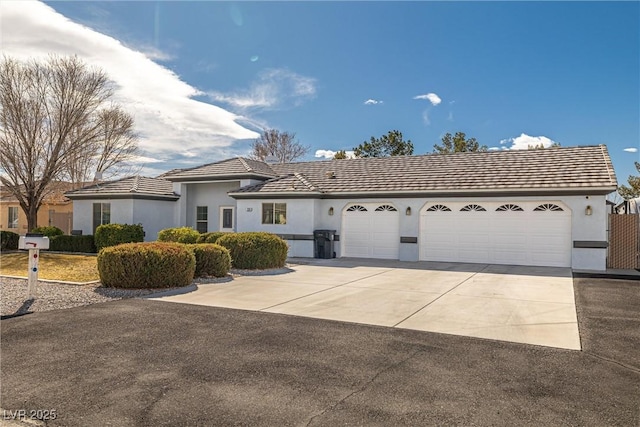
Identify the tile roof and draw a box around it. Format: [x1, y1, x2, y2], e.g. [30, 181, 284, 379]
[65, 176, 179, 200]
[161, 157, 276, 181]
[232, 145, 617, 197]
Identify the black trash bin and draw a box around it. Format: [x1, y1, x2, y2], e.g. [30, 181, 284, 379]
[314, 229, 336, 259]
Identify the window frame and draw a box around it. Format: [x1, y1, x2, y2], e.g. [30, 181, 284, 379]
[92, 203, 111, 233]
[219, 206, 234, 231]
[262, 203, 287, 225]
[196, 206, 208, 233]
[7, 206, 18, 229]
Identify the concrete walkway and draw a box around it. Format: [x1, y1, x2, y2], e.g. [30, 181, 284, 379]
[149, 259, 580, 350]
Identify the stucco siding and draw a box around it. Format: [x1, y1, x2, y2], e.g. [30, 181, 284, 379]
[132, 199, 176, 241]
[184, 182, 240, 232]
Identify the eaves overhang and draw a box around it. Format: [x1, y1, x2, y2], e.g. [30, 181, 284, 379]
[164, 173, 274, 182]
[229, 186, 618, 200]
[65, 193, 180, 201]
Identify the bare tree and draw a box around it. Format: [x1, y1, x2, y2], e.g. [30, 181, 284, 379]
[0, 55, 138, 230]
[250, 129, 309, 163]
[64, 106, 139, 188]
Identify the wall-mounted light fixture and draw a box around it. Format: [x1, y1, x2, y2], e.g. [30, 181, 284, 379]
[406, 207, 412, 216]
[585, 205, 592, 216]
[328, 207, 334, 216]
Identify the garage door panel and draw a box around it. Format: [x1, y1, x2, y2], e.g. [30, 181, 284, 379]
[343, 204, 400, 259]
[420, 202, 571, 267]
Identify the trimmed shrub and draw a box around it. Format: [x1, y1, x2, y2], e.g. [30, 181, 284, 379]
[0, 230, 20, 251]
[97, 242, 195, 288]
[216, 232, 288, 270]
[197, 231, 230, 244]
[30, 226, 64, 237]
[187, 244, 231, 277]
[49, 235, 97, 253]
[94, 223, 144, 251]
[157, 227, 200, 244]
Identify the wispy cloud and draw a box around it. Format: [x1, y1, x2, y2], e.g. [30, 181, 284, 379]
[497, 133, 558, 150]
[413, 93, 442, 106]
[364, 99, 383, 105]
[623, 147, 638, 153]
[0, 1, 259, 176]
[315, 149, 355, 159]
[209, 68, 317, 111]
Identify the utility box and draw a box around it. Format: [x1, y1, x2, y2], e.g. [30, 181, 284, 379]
[314, 229, 336, 259]
[19, 234, 50, 250]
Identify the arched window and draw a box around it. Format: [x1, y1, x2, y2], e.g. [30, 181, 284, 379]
[346, 205, 368, 212]
[496, 204, 524, 212]
[460, 204, 487, 212]
[534, 203, 563, 212]
[426, 204, 452, 212]
[375, 205, 397, 212]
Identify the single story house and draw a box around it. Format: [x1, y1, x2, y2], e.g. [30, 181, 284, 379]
[66, 145, 617, 271]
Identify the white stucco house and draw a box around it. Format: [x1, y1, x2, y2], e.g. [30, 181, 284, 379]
[66, 145, 617, 271]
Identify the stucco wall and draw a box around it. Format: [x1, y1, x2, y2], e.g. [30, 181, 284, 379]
[132, 199, 177, 241]
[182, 181, 240, 232]
[238, 194, 609, 270]
[72, 199, 133, 235]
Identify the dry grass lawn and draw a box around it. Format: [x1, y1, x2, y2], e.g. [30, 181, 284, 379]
[0, 252, 99, 283]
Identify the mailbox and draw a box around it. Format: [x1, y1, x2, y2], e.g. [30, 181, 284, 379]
[19, 234, 50, 250]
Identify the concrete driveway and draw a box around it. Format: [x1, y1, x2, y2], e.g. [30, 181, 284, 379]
[150, 259, 580, 350]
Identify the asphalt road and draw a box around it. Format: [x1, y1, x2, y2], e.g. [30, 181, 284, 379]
[1, 277, 638, 426]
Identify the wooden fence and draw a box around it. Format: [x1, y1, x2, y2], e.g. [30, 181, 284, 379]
[607, 214, 639, 269]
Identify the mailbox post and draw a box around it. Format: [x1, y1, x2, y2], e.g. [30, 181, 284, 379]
[18, 234, 50, 299]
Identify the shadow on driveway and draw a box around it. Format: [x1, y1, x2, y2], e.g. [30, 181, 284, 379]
[0, 278, 638, 426]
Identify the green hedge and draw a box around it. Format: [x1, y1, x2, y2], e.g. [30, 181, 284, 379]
[188, 244, 231, 277]
[157, 227, 200, 244]
[95, 223, 144, 251]
[216, 232, 288, 270]
[0, 230, 19, 251]
[49, 235, 97, 253]
[196, 231, 229, 244]
[30, 226, 64, 237]
[97, 242, 195, 288]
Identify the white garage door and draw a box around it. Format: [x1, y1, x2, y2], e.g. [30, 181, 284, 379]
[420, 202, 571, 267]
[342, 203, 400, 259]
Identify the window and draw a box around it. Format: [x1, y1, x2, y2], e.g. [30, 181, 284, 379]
[220, 207, 234, 230]
[92, 203, 110, 233]
[496, 204, 524, 212]
[196, 206, 208, 233]
[426, 204, 452, 212]
[7, 207, 18, 229]
[375, 205, 397, 212]
[346, 205, 368, 212]
[534, 203, 564, 212]
[460, 204, 487, 212]
[262, 203, 287, 224]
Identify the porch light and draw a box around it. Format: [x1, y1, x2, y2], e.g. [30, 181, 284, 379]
[328, 207, 334, 216]
[406, 207, 412, 216]
[585, 205, 592, 216]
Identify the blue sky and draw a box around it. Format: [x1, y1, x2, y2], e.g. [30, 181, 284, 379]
[2, 1, 639, 186]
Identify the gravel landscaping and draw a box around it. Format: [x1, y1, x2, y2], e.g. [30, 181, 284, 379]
[0, 266, 293, 317]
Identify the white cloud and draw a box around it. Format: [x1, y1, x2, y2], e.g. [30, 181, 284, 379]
[499, 133, 558, 150]
[0, 1, 259, 174]
[422, 110, 431, 126]
[413, 93, 442, 106]
[315, 149, 355, 159]
[364, 99, 383, 105]
[209, 68, 317, 111]
[623, 147, 638, 153]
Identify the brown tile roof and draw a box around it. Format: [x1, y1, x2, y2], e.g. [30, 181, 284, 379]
[161, 157, 276, 181]
[232, 145, 617, 197]
[65, 176, 179, 200]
